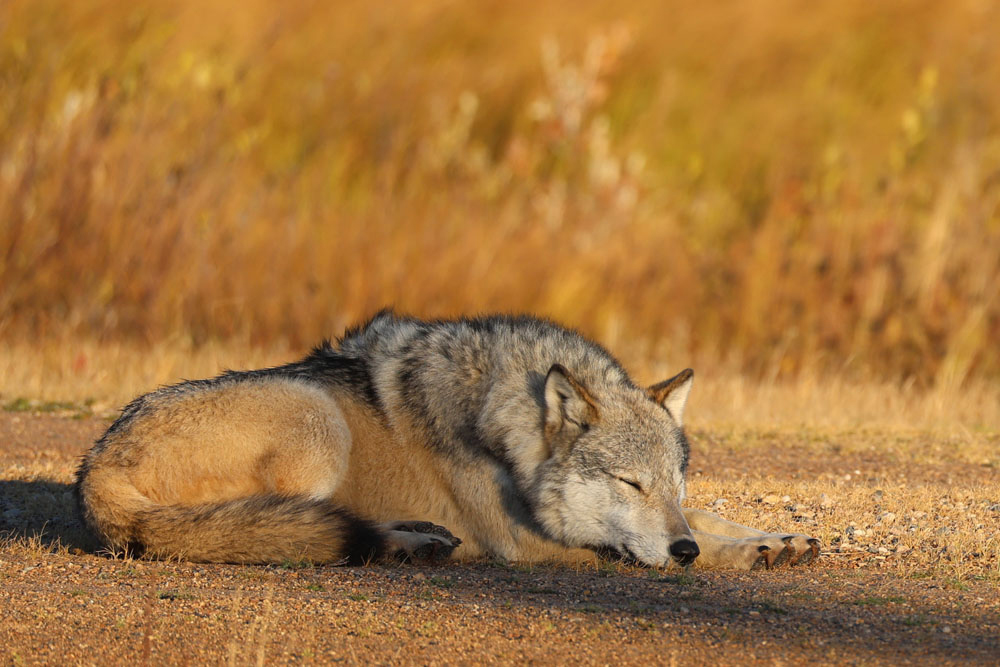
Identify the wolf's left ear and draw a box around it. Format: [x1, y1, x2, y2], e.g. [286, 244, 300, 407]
[648, 368, 694, 426]
[543, 364, 598, 450]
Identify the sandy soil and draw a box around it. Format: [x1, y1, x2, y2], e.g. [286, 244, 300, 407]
[1, 412, 998, 665]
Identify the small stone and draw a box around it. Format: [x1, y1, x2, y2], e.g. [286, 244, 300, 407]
[711, 498, 727, 508]
[781, 495, 791, 503]
[942, 626, 952, 634]
[878, 512, 896, 524]
[762, 494, 781, 505]
[748, 610, 760, 616]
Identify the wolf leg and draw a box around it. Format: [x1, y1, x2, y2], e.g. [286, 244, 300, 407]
[380, 521, 462, 562]
[684, 509, 820, 569]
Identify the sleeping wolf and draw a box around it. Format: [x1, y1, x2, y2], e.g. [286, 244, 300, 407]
[76, 311, 820, 570]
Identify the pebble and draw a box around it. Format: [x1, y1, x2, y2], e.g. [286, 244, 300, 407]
[762, 495, 781, 505]
[711, 498, 727, 508]
[878, 512, 896, 523]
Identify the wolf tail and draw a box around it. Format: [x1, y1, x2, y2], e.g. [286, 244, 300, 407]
[75, 467, 384, 564]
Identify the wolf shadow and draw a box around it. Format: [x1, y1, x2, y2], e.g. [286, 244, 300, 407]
[0, 479, 96, 552]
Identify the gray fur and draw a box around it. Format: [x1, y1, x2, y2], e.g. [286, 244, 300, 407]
[76, 310, 821, 570]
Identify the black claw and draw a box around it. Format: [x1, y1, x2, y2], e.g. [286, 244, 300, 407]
[772, 546, 792, 568]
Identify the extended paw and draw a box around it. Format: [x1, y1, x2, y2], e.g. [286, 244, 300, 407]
[747, 534, 821, 571]
[382, 521, 462, 563]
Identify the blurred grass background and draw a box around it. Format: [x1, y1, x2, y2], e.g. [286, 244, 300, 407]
[2, 0, 999, 395]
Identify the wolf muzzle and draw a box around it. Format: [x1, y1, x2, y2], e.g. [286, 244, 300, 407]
[669, 538, 700, 566]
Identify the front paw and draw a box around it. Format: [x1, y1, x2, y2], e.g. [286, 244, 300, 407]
[745, 534, 821, 571]
[382, 521, 462, 563]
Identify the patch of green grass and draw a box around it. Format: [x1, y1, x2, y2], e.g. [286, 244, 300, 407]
[68, 589, 88, 597]
[945, 578, 969, 591]
[635, 617, 658, 632]
[279, 559, 312, 570]
[658, 572, 697, 587]
[414, 588, 436, 601]
[346, 592, 369, 601]
[305, 583, 325, 592]
[596, 560, 622, 577]
[627, 601, 653, 614]
[854, 596, 907, 606]
[428, 576, 452, 589]
[3, 398, 90, 415]
[901, 614, 928, 627]
[578, 604, 606, 614]
[3, 398, 33, 412]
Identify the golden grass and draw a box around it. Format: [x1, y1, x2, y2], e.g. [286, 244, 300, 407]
[3, 341, 998, 441]
[2, 0, 999, 385]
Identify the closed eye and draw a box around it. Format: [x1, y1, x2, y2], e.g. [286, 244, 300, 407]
[616, 476, 644, 494]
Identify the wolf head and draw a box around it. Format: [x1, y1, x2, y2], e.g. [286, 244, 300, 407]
[530, 364, 699, 567]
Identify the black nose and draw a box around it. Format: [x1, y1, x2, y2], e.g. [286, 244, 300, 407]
[670, 539, 700, 566]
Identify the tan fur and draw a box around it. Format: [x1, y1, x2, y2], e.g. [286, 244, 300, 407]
[77, 313, 820, 570]
[125, 379, 350, 504]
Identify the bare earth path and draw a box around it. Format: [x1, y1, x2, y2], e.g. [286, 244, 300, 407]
[1, 412, 998, 665]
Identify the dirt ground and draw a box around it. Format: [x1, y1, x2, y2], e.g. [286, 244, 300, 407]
[1, 412, 998, 665]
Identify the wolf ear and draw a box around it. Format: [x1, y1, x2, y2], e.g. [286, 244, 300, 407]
[648, 368, 694, 426]
[543, 364, 598, 450]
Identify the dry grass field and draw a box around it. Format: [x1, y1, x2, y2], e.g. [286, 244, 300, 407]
[2, 0, 999, 663]
[3, 0, 1000, 384]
